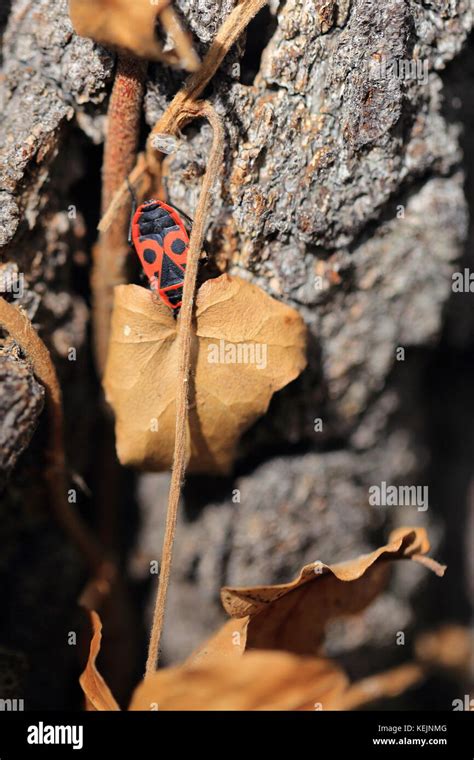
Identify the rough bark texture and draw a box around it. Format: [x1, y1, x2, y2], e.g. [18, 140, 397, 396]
[0, 0, 473, 708]
[0, 339, 44, 486]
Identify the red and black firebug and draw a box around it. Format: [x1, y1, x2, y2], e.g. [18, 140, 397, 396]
[130, 199, 191, 314]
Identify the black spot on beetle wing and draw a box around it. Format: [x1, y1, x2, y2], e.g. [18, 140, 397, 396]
[143, 248, 157, 264]
[171, 238, 186, 254]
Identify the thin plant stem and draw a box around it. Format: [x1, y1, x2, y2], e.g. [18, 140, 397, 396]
[145, 103, 224, 676]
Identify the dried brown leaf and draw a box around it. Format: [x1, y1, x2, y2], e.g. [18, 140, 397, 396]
[79, 534, 444, 711]
[103, 275, 307, 474]
[80, 611, 426, 711]
[189, 619, 248, 661]
[80, 613, 349, 711]
[79, 611, 120, 711]
[129, 651, 349, 711]
[182, 529, 445, 708]
[69, 0, 199, 69]
[198, 528, 445, 657]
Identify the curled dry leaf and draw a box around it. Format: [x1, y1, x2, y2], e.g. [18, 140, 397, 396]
[80, 523, 446, 711]
[79, 611, 120, 711]
[69, 0, 199, 69]
[103, 275, 307, 474]
[80, 610, 426, 710]
[81, 610, 349, 711]
[183, 528, 446, 709]
[195, 528, 446, 658]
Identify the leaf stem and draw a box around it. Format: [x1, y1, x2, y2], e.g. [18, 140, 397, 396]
[145, 103, 224, 676]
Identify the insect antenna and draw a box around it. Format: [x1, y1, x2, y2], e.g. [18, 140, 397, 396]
[168, 202, 194, 230]
[126, 178, 138, 245]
